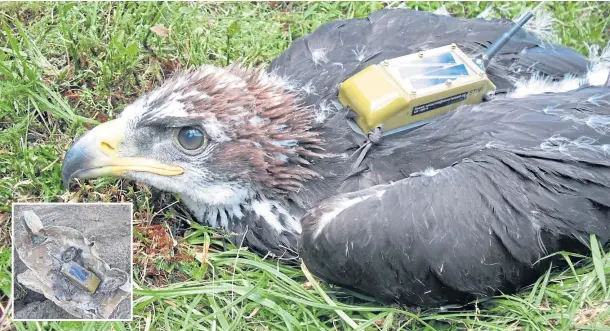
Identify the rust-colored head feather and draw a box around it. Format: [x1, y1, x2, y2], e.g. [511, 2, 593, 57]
[131, 63, 328, 196]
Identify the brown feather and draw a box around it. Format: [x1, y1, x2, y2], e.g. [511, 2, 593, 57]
[159, 63, 335, 196]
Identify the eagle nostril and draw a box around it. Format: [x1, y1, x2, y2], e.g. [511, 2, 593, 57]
[100, 140, 118, 157]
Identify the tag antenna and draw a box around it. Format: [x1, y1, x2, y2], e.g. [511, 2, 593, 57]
[474, 1, 547, 70]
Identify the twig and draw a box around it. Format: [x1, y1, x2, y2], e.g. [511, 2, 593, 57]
[150, 200, 180, 223]
[144, 311, 152, 331]
[0, 298, 11, 331]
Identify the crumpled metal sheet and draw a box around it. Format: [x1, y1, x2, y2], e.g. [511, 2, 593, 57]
[15, 210, 130, 319]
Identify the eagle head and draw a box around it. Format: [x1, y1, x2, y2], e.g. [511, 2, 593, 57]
[62, 64, 325, 229]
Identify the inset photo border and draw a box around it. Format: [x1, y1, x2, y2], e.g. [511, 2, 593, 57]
[11, 203, 133, 321]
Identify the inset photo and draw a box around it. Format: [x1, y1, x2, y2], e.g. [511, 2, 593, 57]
[11, 203, 133, 321]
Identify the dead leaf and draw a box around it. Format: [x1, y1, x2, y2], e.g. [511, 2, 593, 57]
[164, 300, 177, 307]
[574, 303, 609, 326]
[199, 239, 210, 265]
[0, 213, 9, 225]
[247, 307, 260, 320]
[151, 25, 169, 37]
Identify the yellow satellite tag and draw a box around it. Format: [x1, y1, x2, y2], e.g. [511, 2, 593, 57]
[61, 261, 101, 294]
[338, 44, 496, 135]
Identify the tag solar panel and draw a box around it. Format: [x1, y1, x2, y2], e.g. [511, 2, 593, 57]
[397, 52, 472, 89]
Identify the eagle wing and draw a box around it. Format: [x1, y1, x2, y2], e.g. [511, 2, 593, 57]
[267, 8, 593, 211]
[299, 87, 610, 306]
[269, 8, 589, 110]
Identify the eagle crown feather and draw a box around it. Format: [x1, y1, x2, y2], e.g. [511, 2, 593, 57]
[125, 62, 329, 197]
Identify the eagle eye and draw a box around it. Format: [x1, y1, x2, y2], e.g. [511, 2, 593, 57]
[176, 126, 207, 153]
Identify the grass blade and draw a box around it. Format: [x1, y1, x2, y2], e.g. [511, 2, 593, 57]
[589, 234, 607, 296]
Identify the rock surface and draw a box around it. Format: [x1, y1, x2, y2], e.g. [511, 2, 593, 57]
[13, 203, 132, 320]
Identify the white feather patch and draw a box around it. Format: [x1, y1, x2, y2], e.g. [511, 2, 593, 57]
[510, 73, 582, 98]
[312, 194, 372, 240]
[410, 167, 441, 177]
[271, 200, 301, 233]
[516, 9, 559, 43]
[179, 183, 255, 229]
[540, 135, 610, 158]
[510, 42, 610, 99]
[261, 70, 299, 92]
[587, 43, 610, 86]
[314, 100, 334, 124]
[251, 199, 282, 232]
[352, 45, 368, 62]
[300, 80, 317, 95]
[544, 106, 610, 136]
[311, 48, 329, 65]
[250, 198, 300, 234]
[202, 116, 231, 142]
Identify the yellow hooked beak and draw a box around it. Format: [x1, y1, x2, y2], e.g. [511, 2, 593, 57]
[62, 119, 183, 187]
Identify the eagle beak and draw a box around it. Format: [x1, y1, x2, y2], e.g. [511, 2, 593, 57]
[62, 119, 184, 188]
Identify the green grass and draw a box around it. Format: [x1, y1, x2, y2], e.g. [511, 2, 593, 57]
[1, 1, 609, 330]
